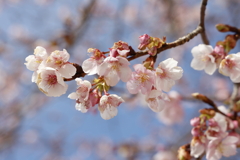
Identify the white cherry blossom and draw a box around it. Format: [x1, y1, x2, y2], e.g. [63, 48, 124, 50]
[127, 64, 155, 94]
[68, 78, 91, 101]
[219, 53, 240, 83]
[37, 67, 68, 97]
[155, 58, 183, 92]
[206, 133, 239, 160]
[191, 44, 216, 75]
[191, 138, 206, 158]
[25, 46, 48, 71]
[98, 94, 124, 120]
[82, 48, 105, 75]
[98, 55, 131, 86]
[145, 89, 169, 112]
[157, 91, 183, 125]
[44, 49, 76, 78]
[68, 79, 99, 113]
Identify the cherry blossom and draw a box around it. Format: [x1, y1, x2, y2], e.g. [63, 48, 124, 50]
[82, 48, 105, 75]
[36, 67, 68, 97]
[206, 133, 239, 160]
[68, 78, 92, 102]
[155, 58, 183, 92]
[44, 49, 76, 78]
[191, 44, 217, 75]
[68, 79, 99, 113]
[138, 34, 151, 50]
[127, 64, 155, 94]
[73, 91, 99, 113]
[219, 52, 240, 83]
[145, 89, 169, 112]
[25, 46, 48, 83]
[157, 91, 183, 125]
[212, 45, 226, 66]
[191, 137, 207, 158]
[98, 53, 132, 86]
[138, 34, 166, 56]
[25, 46, 48, 71]
[98, 94, 124, 120]
[111, 41, 130, 57]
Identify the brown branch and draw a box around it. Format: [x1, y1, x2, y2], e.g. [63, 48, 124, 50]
[199, 0, 209, 45]
[230, 83, 240, 119]
[192, 93, 229, 118]
[127, 0, 209, 61]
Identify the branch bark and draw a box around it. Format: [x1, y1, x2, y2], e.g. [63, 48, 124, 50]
[127, 0, 209, 61]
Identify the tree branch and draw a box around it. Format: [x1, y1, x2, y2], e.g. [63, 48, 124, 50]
[199, 0, 209, 45]
[127, 0, 209, 61]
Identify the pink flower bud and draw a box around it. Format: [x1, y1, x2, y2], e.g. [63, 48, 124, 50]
[191, 127, 201, 136]
[190, 117, 200, 126]
[138, 34, 151, 50]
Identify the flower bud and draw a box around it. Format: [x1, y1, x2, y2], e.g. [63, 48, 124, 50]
[177, 144, 191, 160]
[190, 117, 200, 126]
[216, 24, 230, 32]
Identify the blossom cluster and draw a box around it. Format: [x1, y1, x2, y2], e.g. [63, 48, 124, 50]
[25, 36, 184, 120]
[68, 39, 183, 119]
[191, 44, 240, 82]
[25, 46, 76, 97]
[190, 106, 240, 160]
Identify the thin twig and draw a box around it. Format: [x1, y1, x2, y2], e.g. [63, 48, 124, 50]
[127, 0, 209, 61]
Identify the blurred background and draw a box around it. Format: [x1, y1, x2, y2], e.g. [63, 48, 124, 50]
[0, 0, 240, 159]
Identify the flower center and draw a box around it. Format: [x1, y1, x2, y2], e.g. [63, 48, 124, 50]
[137, 73, 149, 83]
[156, 68, 167, 78]
[47, 75, 57, 85]
[225, 59, 235, 69]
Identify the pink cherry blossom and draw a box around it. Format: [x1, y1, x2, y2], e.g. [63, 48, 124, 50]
[44, 49, 76, 78]
[157, 91, 183, 125]
[219, 53, 240, 82]
[155, 58, 183, 92]
[98, 94, 124, 120]
[111, 41, 130, 57]
[190, 117, 200, 127]
[37, 67, 68, 97]
[68, 78, 91, 101]
[191, 137, 207, 158]
[191, 44, 217, 75]
[25, 46, 48, 71]
[68, 79, 99, 113]
[98, 56, 132, 86]
[145, 89, 169, 112]
[206, 133, 239, 160]
[212, 45, 226, 66]
[82, 48, 105, 75]
[138, 34, 151, 50]
[127, 64, 155, 94]
[74, 92, 99, 113]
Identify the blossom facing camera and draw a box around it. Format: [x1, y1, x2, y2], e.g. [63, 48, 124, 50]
[145, 89, 169, 112]
[37, 67, 68, 97]
[82, 48, 105, 75]
[44, 49, 76, 78]
[98, 55, 132, 86]
[219, 53, 240, 83]
[127, 64, 155, 95]
[191, 44, 217, 75]
[155, 58, 183, 92]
